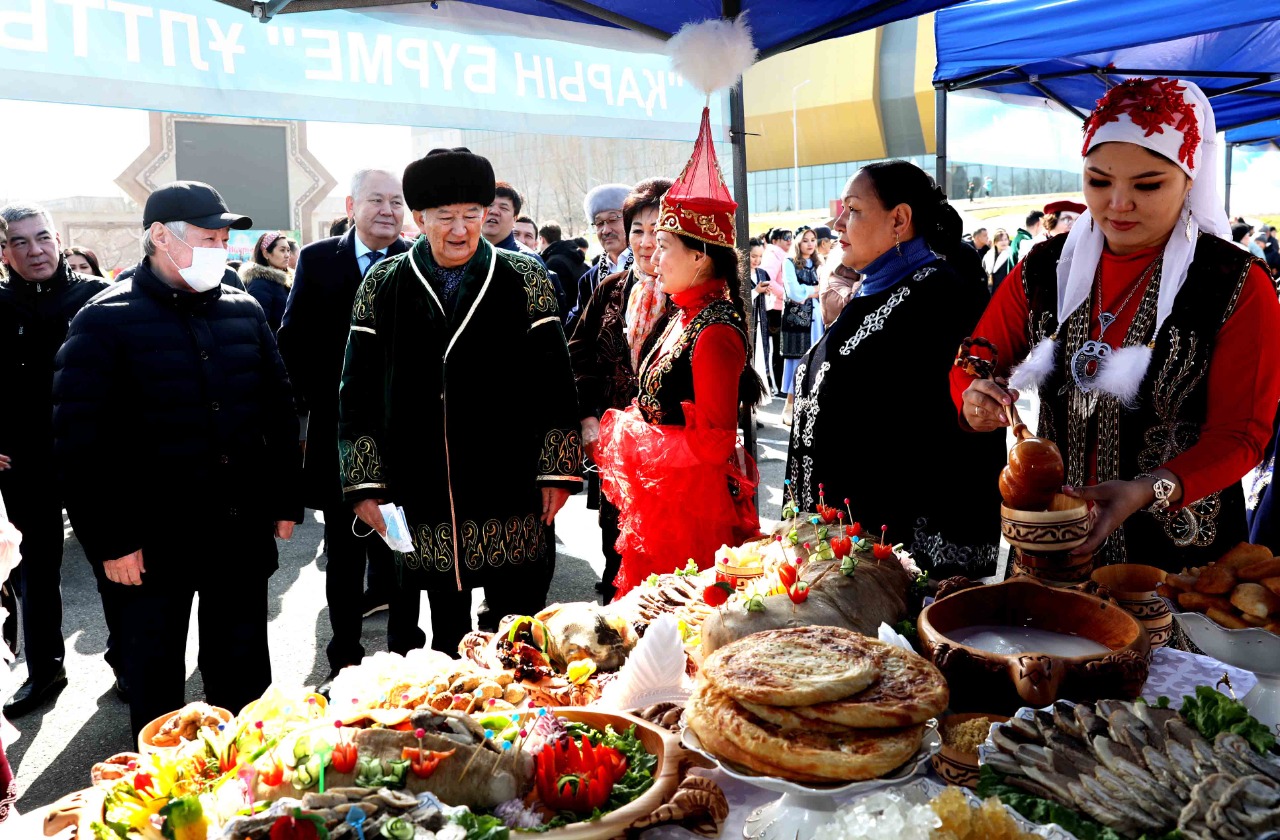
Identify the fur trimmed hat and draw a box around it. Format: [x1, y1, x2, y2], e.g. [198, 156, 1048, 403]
[403, 148, 496, 211]
[583, 183, 631, 223]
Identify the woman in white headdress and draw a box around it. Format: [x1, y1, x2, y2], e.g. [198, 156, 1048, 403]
[952, 78, 1280, 570]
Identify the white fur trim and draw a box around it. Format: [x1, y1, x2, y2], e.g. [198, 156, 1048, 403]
[1094, 344, 1152, 408]
[1009, 337, 1057, 392]
[666, 15, 757, 96]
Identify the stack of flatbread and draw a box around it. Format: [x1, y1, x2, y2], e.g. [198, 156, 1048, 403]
[686, 626, 948, 782]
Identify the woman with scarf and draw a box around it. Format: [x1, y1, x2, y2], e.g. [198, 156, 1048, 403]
[780, 227, 823, 425]
[952, 78, 1280, 572]
[785, 160, 1004, 578]
[596, 109, 764, 597]
[568, 177, 672, 602]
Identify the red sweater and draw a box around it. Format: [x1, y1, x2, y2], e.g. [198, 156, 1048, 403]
[670, 283, 746, 432]
[949, 244, 1280, 508]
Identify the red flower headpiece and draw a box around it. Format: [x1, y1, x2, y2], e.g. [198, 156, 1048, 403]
[1081, 77, 1201, 171]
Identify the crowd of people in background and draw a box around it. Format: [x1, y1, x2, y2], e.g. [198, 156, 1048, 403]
[3, 80, 1280, 767]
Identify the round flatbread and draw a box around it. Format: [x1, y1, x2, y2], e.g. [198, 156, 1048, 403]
[791, 640, 948, 728]
[702, 626, 879, 707]
[737, 699, 853, 734]
[686, 681, 925, 782]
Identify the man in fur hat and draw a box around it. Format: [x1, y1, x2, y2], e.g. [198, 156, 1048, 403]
[338, 148, 583, 654]
[563, 182, 632, 331]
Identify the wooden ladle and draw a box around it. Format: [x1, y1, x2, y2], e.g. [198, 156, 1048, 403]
[955, 337, 1064, 511]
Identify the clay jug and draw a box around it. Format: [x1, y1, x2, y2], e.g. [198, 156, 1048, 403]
[999, 423, 1065, 511]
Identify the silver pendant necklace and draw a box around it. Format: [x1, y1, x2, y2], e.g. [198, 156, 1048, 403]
[1069, 259, 1159, 394]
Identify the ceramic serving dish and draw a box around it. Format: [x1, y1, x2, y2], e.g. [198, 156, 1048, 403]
[919, 576, 1150, 714]
[930, 712, 1009, 789]
[1168, 610, 1280, 731]
[1000, 494, 1091, 553]
[1092, 563, 1172, 648]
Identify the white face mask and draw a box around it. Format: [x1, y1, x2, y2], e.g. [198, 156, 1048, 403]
[166, 230, 228, 292]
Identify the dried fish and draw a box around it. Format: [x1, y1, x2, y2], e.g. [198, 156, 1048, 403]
[986, 698, 1280, 839]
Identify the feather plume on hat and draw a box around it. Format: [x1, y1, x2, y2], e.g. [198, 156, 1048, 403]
[657, 16, 757, 249]
[666, 15, 757, 100]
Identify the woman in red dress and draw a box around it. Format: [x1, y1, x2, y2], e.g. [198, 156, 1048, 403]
[952, 78, 1280, 571]
[596, 108, 764, 597]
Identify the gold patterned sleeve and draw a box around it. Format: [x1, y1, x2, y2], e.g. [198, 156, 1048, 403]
[514, 253, 584, 492]
[338, 267, 391, 502]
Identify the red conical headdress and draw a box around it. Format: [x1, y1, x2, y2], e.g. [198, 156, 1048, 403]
[656, 107, 738, 248]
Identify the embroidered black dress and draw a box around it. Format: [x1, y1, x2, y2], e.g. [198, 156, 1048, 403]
[785, 252, 1005, 578]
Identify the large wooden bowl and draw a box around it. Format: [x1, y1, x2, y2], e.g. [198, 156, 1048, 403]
[918, 576, 1150, 714]
[1000, 494, 1091, 552]
[75, 708, 709, 840]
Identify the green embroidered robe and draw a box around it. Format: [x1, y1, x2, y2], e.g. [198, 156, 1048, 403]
[338, 236, 583, 591]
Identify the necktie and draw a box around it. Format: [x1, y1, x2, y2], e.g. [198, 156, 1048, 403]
[364, 251, 385, 277]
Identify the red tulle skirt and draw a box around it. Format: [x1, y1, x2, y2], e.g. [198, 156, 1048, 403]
[597, 402, 760, 597]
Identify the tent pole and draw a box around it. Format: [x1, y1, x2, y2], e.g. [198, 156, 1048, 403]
[723, 0, 758, 489]
[1225, 142, 1234, 216]
[935, 85, 948, 195]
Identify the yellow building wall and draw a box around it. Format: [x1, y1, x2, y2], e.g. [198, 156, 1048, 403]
[915, 15, 936, 155]
[742, 15, 936, 170]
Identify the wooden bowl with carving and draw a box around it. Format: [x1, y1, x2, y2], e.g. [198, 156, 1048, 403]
[918, 576, 1150, 714]
[1000, 494, 1091, 553]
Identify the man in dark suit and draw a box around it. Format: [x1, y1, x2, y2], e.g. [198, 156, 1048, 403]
[278, 169, 421, 692]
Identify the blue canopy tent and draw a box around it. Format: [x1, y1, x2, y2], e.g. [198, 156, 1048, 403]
[932, 0, 1280, 208]
[1228, 121, 1280, 146]
[222, 0, 961, 57]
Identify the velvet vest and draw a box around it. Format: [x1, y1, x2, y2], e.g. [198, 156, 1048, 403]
[1021, 234, 1253, 570]
[635, 298, 746, 427]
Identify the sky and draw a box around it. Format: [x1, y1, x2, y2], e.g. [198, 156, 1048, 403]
[0, 100, 414, 205]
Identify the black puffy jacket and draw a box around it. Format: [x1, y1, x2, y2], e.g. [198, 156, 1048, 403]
[53, 258, 301, 570]
[0, 261, 109, 490]
[240, 262, 291, 332]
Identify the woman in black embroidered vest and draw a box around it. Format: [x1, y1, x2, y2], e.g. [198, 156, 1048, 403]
[596, 107, 764, 597]
[953, 78, 1280, 572]
[785, 161, 1004, 579]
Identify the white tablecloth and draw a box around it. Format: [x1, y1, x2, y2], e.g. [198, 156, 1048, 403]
[644, 646, 1258, 840]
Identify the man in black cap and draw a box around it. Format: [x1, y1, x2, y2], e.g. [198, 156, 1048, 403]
[53, 181, 302, 737]
[0, 203, 109, 717]
[339, 149, 582, 655]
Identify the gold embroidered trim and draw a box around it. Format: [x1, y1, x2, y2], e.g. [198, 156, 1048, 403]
[513, 256, 558, 319]
[537, 428, 582, 479]
[637, 299, 743, 424]
[339, 435, 385, 488]
[352, 273, 379, 326]
[1221, 255, 1253, 326]
[344, 481, 388, 492]
[1138, 326, 1218, 548]
[1062, 260, 1164, 566]
[655, 204, 735, 247]
[398, 514, 546, 573]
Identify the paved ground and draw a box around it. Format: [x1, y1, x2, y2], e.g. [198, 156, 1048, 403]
[8, 400, 795, 815]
